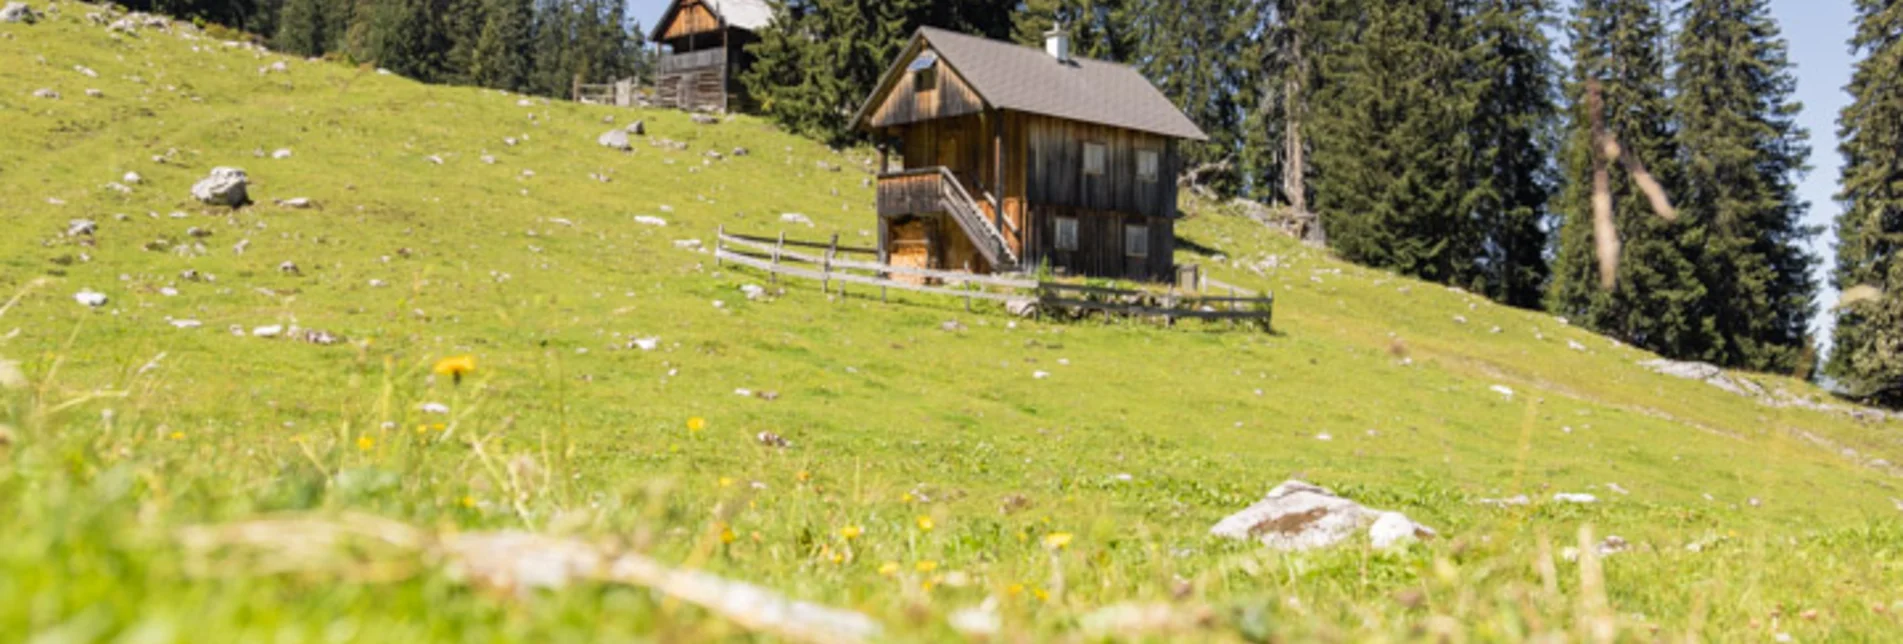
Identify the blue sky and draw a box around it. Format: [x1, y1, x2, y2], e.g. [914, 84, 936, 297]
[630, 0, 1860, 336]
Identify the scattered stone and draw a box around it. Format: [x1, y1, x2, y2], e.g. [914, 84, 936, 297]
[1606, 482, 1630, 495]
[690, 114, 719, 125]
[31, 88, 59, 99]
[252, 325, 284, 338]
[368, 279, 388, 288]
[1476, 494, 1530, 507]
[74, 289, 108, 307]
[1210, 481, 1436, 551]
[186, 226, 212, 238]
[271, 148, 292, 159]
[169, 319, 201, 329]
[123, 171, 142, 184]
[740, 284, 767, 301]
[1, 2, 38, 23]
[780, 213, 814, 226]
[74, 65, 97, 78]
[67, 219, 97, 236]
[1033, 371, 1051, 380]
[673, 239, 702, 249]
[1640, 359, 1764, 397]
[480, 155, 496, 164]
[190, 167, 250, 207]
[626, 121, 644, 135]
[159, 287, 178, 297]
[421, 402, 450, 414]
[1489, 384, 1515, 399]
[1006, 298, 1039, 318]
[103, 181, 132, 194]
[705, 150, 723, 161]
[597, 129, 632, 151]
[731, 147, 749, 157]
[425, 154, 445, 165]
[1568, 339, 1587, 352]
[629, 337, 659, 351]
[278, 260, 300, 275]
[232, 239, 249, 255]
[276, 197, 312, 209]
[84, 88, 102, 98]
[634, 215, 668, 227]
[940, 320, 967, 333]
[295, 329, 343, 345]
[1552, 492, 1598, 504]
[756, 431, 792, 448]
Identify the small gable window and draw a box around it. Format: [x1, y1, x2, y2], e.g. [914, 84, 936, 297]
[1083, 142, 1107, 176]
[1125, 224, 1149, 258]
[1137, 149, 1160, 182]
[910, 53, 939, 92]
[1056, 217, 1080, 251]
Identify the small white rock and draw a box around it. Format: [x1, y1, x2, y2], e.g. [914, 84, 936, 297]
[1552, 492, 1598, 504]
[421, 402, 450, 415]
[1490, 384, 1515, 399]
[634, 215, 668, 227]
[170, 319, 202, 329]
[74, 290, 109, 307]
[252, 325, 284, 338]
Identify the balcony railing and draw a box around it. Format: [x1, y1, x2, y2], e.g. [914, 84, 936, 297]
[877, 167, 1017, 270]
[659, 48, 727, 75]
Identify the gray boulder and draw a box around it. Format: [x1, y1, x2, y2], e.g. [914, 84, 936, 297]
[691, 114, 719, 125]
[597, 128, 631, 151]
[1211, 480, 1436, 551]
[190, 167, 250, 207]
[626, 120, 645, 135]
[1, 2, 36, 23]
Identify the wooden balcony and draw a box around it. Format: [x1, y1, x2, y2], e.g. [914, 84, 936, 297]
[659, 48, 727, 75]
[876, 169, 946, 217]
[877, 167, 1017, 270]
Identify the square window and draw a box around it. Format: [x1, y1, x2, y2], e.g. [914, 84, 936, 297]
[1125, 224, 1149, 257]
[1056, 217, 1079, 251]
[915, 67, 936, 92]
[1083, 142, 1107, 176]
[1137, 149, 1160, 182]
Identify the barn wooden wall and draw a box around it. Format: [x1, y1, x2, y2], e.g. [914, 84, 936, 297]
[869, 48, 985, 128]
[1023, 206, 1174, 281]
[1024, 116, 1178, 220]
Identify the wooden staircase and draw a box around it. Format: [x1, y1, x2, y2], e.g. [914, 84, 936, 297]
[876, 167, 1018, 271]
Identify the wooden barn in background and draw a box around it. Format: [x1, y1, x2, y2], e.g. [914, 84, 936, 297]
[650, 0, 771, 112]
[854, 26, 1208, 282]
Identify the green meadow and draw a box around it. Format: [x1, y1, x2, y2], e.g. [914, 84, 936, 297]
[3, 5, 1901, 640]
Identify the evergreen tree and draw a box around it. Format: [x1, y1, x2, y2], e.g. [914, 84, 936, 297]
[528, 0, 578, 97]
[471, 0, 534, 91]
[352, 0, 450, 81]
[442, 0, 487, 85]
[1550, 0, 1714, 360]
[1307, 0, 1487, 285]
[274, 0, 327, 56]
[1673, 0, 1816, 373]
[1123, 0, 1263, 195]
[1469, 0, 1559, 308]
[742, 0, 933, 144]
[1828, 0, 1903, 402]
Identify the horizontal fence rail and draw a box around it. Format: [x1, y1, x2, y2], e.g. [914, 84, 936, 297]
[711, 227, 1272, 329]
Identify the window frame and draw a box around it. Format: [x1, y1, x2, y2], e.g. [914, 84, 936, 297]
[1082, 142, 1108, 177]
[1136, 148, 1160, 183]
[1125, 223, 1149, 258]
[1055, 216, 1080, 252]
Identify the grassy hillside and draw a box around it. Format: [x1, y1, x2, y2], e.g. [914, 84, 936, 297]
[4, 5, 1902, 640]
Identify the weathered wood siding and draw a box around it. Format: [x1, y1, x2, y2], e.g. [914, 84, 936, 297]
[869, 48, 985, 128]
[654, 28, 756, 112]
[660, 0, 722, 40]
[1024, 115, 1179, 220]
[1024, 206, 1174, 281]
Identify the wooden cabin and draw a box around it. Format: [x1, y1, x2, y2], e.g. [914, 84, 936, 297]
[650, 0, 771, 112]
[854, 27, 1208, 281]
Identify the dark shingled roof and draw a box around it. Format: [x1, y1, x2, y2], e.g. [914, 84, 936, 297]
[871, 27, 1209, 141]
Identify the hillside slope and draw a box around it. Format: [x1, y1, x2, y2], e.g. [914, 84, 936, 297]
[3, 5, 1901, 640]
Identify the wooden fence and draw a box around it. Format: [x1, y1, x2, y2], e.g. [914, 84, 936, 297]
[712, 227, 1272, 329]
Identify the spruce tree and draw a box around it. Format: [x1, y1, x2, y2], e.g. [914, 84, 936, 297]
[1673, 0, 1816, 373]
[1011, 0, 1134, 62]
[1308, 0, 1486, 285]
[1549, 0, 1714, 360]
[1469, 0, 1559, 308]
[1123, 0, 1263, 195]
[1828, 0, 1903, 402]
[274, 0, 328, 57]
[742, 0, 933, 144]
[471, 0, 534, 91]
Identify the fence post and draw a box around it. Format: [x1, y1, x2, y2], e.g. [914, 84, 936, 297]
[771, 232, 785, 285]
[1164, 285, 1176, 328]
[715, 224, 724, 267]
[823, 233, 838, 296]
[1228, 286, 1239, 329]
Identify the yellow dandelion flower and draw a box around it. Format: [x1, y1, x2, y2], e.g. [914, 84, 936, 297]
[1033, 588, 1050, 602]
[841, 525, 863, 540]
[879, 561, 900, 576]
[433, 423, 447, 431]
[415, 425, 429, 434]
[719, 476, 735, 488]
[797, 470, 811, 482]
[901, 492, 915, 503]
[1043, 532, 1074, 550]
[460, 495, 476, 508]
[830, 551, 845, 565]
[916, 516, 934, 532]
[1006, 583, 1025, 597]
[915, 560, 938, 573]
[433, 355, 477, 385]
[169, 431, 185, 440]
[720, 526, 737, 544]
[686, 417, 706, 432]
[356, 435, 375, 451]
[921, 579, 936, 592]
